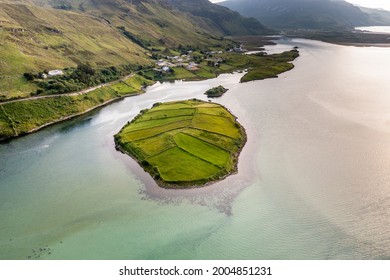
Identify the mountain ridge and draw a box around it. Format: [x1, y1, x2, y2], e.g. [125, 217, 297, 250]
[220, 0, 390, 30]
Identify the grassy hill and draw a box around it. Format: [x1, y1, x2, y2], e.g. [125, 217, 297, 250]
[359, 6, 390, 26]
[0, 1, 149, 98]
[0, 0, 268, 98]
[162, 0, 271, 35]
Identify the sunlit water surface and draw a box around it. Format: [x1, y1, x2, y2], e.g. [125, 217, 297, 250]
[355, 26, 390, 34]
[1, 38, 390, 259]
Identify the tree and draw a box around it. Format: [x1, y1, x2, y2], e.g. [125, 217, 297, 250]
[23, 72, 34, 81]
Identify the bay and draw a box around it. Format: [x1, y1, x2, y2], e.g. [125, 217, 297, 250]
[1, 38, 390, 259]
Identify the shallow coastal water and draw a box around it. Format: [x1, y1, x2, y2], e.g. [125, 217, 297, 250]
[1, 38, 390, 259]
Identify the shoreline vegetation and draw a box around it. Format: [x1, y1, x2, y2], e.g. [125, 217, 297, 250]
[114, 99, 247, 188]
[0, 74, 154, 141]
[0, 41, 299, 142]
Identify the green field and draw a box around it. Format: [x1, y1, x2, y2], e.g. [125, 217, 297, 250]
[115, 100, 247, 188]
[109, 82, 137, 95]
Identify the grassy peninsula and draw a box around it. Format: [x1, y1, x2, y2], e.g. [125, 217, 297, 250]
[142, 49, 299, 83]
[0, 75, 153, 141]
[114, 99, 247, 188]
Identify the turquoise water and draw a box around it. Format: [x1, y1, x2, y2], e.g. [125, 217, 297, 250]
[1, 39, 390, 259]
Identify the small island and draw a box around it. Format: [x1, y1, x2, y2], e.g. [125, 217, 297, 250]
[204, 86, 228, 98]
[114, 99, 247, 188]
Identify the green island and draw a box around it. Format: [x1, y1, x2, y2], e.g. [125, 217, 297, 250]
[205, 86, 228, 98]
[114, 99, 247, 188]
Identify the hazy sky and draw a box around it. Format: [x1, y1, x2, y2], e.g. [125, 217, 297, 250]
[210, 0, 390, 12]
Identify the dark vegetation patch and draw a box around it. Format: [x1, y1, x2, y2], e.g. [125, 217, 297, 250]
[205, 86, 228, 98]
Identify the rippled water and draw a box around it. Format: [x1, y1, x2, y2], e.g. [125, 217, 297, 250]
[1, 38, 390, 259]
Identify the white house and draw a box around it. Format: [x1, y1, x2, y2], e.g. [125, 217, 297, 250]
[156, 60, 167, 67]
[48, 70, 64, 77]
[186, 62, 198, 71]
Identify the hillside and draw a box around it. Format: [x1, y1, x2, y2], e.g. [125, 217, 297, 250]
[359, 6, 390, 26]
[220, 0, 390, 30]
[0, 1, 148, 97]
[0, 0, 268, 98]
[161, 0, 271, 35]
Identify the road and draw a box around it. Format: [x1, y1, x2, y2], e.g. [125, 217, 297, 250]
[0, 74, 134, 105]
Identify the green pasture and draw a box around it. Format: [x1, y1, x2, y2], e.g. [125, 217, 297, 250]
[183, 129, 240, 152]
[191, 113, 241, 139]
[148, 147, 221, 182]
[196, 106, 232, 119]
[119, 120, 193, 142]
[123, 74, 154, 90]
[137, 108, 195, 122]
[109, 82, 137, 94]
[132, 132, 177, 157]
[151, 101, 196, 111]
[123, 115, 193, 132]
[173, 133, 230, 168]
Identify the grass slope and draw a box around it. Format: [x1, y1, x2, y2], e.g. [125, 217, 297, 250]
[0, 2, 150, 98]
[161, 0, 271, 35]
[0, 0, 241, 98]
[0, 74, 153, 140]
[114, 99, 247, 188]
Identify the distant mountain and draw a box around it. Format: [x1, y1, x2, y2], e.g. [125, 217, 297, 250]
[359, 6, 390, 26]
[220, 0, 390, 30]
[161, 0, 271, 35]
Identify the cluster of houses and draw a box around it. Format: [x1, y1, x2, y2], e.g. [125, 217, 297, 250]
[153, 45, 244, 73]
[229, 44, 247, 53]
[154, 53, 198, 72]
